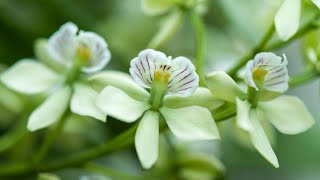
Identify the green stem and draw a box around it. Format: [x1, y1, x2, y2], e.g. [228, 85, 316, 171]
[32, 110, 70, 165]
[289, 68, 319, 87]
[189, 10, 206, 86]
[84, 163, 140, 180]
[147, 10, 185, 49]
[38, 123, 138, 172]
[227, 23, 275, 78]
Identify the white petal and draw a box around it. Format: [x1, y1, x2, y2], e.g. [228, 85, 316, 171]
[167, 56, 199, 97]
[258, 95, 315, 134]
[89, 71, 150, 101]
[70, 83, 106, 122]
[312, 0, 320, 9]
[160, 106, 220, 140]
[163, 87, 224, 111]
[275, 0, 301, 41]
[77, 31, 111, 73]
[135, 110, 159, 169]
[236, 98, 253, 131]
[47, 22, 78, 66]
[205, 71, 245, 103]
[244, 60, 258, 90]
[142, 0, 174, 15]
[27, 86, 72, 131]
[1, 59, 59, 94]
[129, 49, 168, 89]
[249, 108, 279, 168]
[96, 86, 150, 123]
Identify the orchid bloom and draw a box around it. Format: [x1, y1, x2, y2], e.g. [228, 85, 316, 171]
[92, 49, 221, 169]
[0, 22, 111, 131]
[205, 52, 315, 168]
[275, 0, 320, 41]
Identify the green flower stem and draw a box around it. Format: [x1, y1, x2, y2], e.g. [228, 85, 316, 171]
[212, 103, 236, 122]
[246, 86, 261, 107]
[289, 68, 319, 87]
[147, 10, 185, 49]
[84, 163, 140, 180]
[227, 23, 275, 78]
[149, 80, 168, 110]
[32, 110, 70, 165]
[189, 10, 206, 86]
[0, 115, 29, 153]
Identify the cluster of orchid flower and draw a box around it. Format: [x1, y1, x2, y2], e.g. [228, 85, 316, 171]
[0, 20, 315, 171]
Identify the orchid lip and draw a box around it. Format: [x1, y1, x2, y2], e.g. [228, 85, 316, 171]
[130, 49, 199, 97]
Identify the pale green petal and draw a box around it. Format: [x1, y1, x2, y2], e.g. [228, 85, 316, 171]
[258, 95, 315, 134]
[163, 87, 224, 110]
[27, 86, 71, 131]
[160, 106, 220, 140]
[70, 83, 106, 122]
[205, 71, 245, 103]
[34, 39, 68, 73]
[142, 0, 175, 15]
[96, 86, 150, 123]
[249, 109, 279, 168]
[274, 0, 301, 41]
[1, 59, 59, 94]
[236, 98, 252, 131]
[89, 71, 150, 101]
[135, 110, 159, 169]
[312, 0, 320, 9]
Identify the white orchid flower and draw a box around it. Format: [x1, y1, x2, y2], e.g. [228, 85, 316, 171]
[206, 52, 315, 168]
[0, 22, 111, 131]
[275, 0, 320, 41]
[93, 49, 221, 169]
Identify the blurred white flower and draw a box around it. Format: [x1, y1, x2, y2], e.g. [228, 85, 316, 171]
[0, 22, 111, 131]
[48, 22, 111, 73]
[93, 49, 221, 169]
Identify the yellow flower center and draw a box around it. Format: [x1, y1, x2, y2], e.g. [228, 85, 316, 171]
[76, 43, 91, 64]
[154, 65, 171, 83]
[253, 67, 268, 82]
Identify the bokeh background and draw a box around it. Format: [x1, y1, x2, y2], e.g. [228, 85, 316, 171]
[0, 0, 319, 179]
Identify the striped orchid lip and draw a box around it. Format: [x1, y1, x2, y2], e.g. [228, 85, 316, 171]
[244, 52, 289, 93]
[129, 49, 199, 97]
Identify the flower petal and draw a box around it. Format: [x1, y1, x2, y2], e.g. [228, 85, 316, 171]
[27, 86, 72, 131]
[34, 39, 68, 73]
[258, 95, 315, 134]
[130, 49, 168, 89]
[89, 71, 150, 101]
[135, 110, 159, 169]
[47, 22, 78, 66]
[142, 0, 175, 16]
[249, 108, 279, 168]
[96, 86, 150, 123]
[77, 31, 111, 73]
[274, 0, 301, 41]
[163, 87, 224, 110]
[160, 106, 220, 140]
[312, 0, 320, 9]
[167, 56, 199, 97]
[205, 71, 245, 103]
[70, 83, 106, 122]
[1, 59, 59, 94]
[236, 98, 252, 131]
